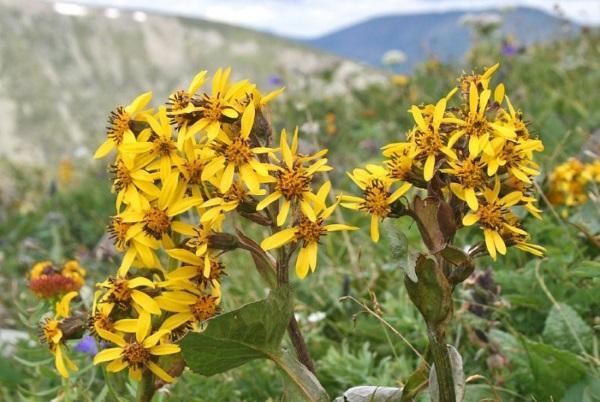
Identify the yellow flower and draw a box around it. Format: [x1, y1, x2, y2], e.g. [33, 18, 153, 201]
[382, 142, 419, 182]
[443, 154, 487, 211]
[178, 68, 250, 141]
[256, 128, 331, 226]
[94, 92, 153, 159]
[202, 103, 275, 193]
[462, 180, 524, 260]
[119, 172, 203, 270]
[201, 180, 265, 224]
[408, 98, 457, 181]
[42, 319, 78, 378]
[341, 167, 411, 242]
[93, 324, 180, 382]
[167, 70, 207, 130]
[262, 182, 358, 278]
[55, 291, 79, 319]
[110, 155, 160, 211]
[97, 276, 161, 316]
[156, 290, 221, 332]
[447, 82, 515, 157]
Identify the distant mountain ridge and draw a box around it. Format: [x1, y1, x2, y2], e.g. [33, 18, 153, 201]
[305, 7, 576, 70]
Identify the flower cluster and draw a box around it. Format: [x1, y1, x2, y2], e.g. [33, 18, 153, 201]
[29, 260, 86, 298]
[547, 158, 600, 206]
[89, 68, 354, 383]
[342, 64, 545, 260]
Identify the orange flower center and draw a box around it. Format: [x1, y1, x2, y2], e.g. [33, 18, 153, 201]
[296, 216, 325, 244]
[124, 341, 151, 367]
[191, 296, 219, 322]
[143, 208, 171, 239]
[223, 137, 252, 166]
[275, 166, 311, 201]
[107, 107, 130, 144]
[360, 180, 391, 218]
[110, 160, 133, 191]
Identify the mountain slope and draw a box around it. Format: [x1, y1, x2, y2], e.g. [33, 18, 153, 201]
[306, 7, 575, 70]
[0, 0, 374, 165]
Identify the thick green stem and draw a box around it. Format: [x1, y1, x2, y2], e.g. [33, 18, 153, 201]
[136, 371, 155, 402]
[427, 328, 455, 402]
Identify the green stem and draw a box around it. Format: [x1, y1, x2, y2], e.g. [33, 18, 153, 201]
[427, 328, 455, 402]
[136, 371, 155, 402]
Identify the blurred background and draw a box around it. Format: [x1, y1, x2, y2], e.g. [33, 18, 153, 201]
[0, 0, 598, 400]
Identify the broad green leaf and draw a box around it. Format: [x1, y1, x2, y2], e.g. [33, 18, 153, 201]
[181, 286, 293, 375]
[543, 303, 593, 354]
[523, 339, 587, 400]
[562, 376, 600, 402]
[181, 286, 329, 401]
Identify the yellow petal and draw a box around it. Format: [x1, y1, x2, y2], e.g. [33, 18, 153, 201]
[136, 311, 152, 343]
[241, 102, 255, 139]
[94, 139, 115, 159]
[166, 248, 203, 265]
[147, 361, 175, 383]
[462, 213, 480, 226]
[464, 187, 479, 211]
[96, 328, 127, 347]
[150, 344, 181, 356]
[131, 290, 161, 315]
[276, 199, 291, 226]
[325, 224, 358, 231]
[295, 247, 310, 279]
[219, 163, 235, 193]
[424, 154, 435, 181]
[256, 191, 281, 211]
[484, 230, 497, 261]
[106, 358, 128, 373]
[370, 216, 380, 243]
[260, 228, 297, 251]
[160, 312, 194, 331]
[93, 347, 124, 364]
[492, 231, 507, 255]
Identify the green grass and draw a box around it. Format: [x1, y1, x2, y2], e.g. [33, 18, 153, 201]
[0, 31, 598, 401]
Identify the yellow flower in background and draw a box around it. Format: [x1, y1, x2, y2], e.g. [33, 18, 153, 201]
[341, 166, 411, 242]
[110, 154, 160, 211]
[94, 92, 153, 159]
[93, 325, 180, 382]
[256, 128, 331, 226]
[548, 158, 597, 206]
[261, 182, 357, 278]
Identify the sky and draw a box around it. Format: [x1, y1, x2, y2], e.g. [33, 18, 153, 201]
[49, 0, 600, 37]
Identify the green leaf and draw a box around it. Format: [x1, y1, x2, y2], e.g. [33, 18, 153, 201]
[543, 303, 594, 354]
[181, 286, 329, 401]
[181, 286, 293, 375]
[562, 376, 600, 402]
[570, 260, 600, 279]
[522, 339, 588, 400]
[404, 255, 452, 327]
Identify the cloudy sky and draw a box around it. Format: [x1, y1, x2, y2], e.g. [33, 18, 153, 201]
[50, 0, 600, 37]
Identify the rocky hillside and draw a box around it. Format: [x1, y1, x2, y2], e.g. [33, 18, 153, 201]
[0, 0, 378, 166]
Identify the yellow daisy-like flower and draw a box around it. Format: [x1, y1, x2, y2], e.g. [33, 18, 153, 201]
[443, 154, 487, 211]
[119, 172, 203, 270]
[447, 82, 516, 157]
[110, 154, 160, 211]
[94, 92, 153, 159]
[202, 103, 275, 193]
[409, 98, 457, 181]
[201, 180, 265, 224]
[256, 128, 332, 226]
[181, 68, 250, 141]
[341, 167, 411, 242]
[462, 180, 524, 260]
[167, 70, 207, 131]
[156, 289, 221, 332]
[93, 324, 180, 383]
[261, 182, 358, 278]
[42, 319, 78, 378]
[97, 276, 161, 316]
